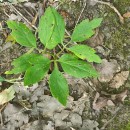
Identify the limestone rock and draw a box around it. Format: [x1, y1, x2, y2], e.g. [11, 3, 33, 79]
[96, 59, 119, 82]
[110, 71, 129, 88]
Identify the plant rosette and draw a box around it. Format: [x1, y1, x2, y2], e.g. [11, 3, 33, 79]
[2, 7, 102, 106]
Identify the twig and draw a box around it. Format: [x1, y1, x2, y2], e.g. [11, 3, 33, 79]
[0, 103, 7, 112]
[31, 13, 38, 26]
[9, 5, 77, 46]
[94, 0, 124, 23]
[10, 5, 37, 30]
[23, 7, 34, 19]
[65, 29, 77, 45]
[0, 103, 8, 126]
[100, 104, 123, 130]
[0, 2, 14, 6]
[70, 127, 76, 130]
[55, 0, 64, 9]
[75, 0, 87, 26]
[3, 9, 10, 17]
[0, 113, 3, 126]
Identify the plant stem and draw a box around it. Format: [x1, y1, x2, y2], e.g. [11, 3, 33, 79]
[56, 42, 71, 57]
[35, 48, 55, 60]
[42, 47, 47, 54]
[35, 48, 43, 53]
[5, 78, 23, 83]
[27, 48, 34, 54]
[54, 60, 58, 69]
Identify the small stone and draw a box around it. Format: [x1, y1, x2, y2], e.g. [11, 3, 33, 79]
[81, 120, 99, 130]
[69, 113, 82, 128]
[54, 110, 71, 129]
[96, 59, 119, 82]
[110, 71, 129, 89]
[37, 95, 64, 117]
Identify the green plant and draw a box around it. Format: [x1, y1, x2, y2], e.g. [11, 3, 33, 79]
[3, 7, 102, 106]
[121, 122, 130, 130]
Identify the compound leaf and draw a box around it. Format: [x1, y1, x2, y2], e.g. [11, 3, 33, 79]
[38, 7, 65, 49]
[59, 54, 98, 78]
[71, 18, 102, 42]
[49, 67, 69, 106]
[68, 45, 102, 63]
[7, 21, 36, 47]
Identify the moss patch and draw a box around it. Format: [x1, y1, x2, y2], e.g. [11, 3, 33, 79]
[103, 3, 130, 59]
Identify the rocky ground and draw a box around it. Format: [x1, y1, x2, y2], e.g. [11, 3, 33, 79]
[0, 0, 130, 130]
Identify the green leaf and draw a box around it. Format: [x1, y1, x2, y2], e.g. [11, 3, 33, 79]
[68, 45, 102, 63]
[0, 86, 15, 105]
[6, 53, 41, 74]
[0, 76, 5, 82]
[12, 53, 48, 67]
[89, 18, 103, 28]
[38, 7, 65, 49]
[6, 53, 51, 85]
[49, 67, 69, 106]
[7, 21, 36, 47]
[6, 54, 32, 74]
[24, 63, 50, 86]
[71, 18, 102, 42]
[59, 54, 98, 78]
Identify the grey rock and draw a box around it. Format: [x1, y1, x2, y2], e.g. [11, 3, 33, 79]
[110, 71, 129, 89]
[88, 0, 98, 6]
[81, 120, 99, 130]
[13, 83, 31, 100]
[54, 110, 70, 129]
[72, 93, 88, 115]
[30, 84, 45, 102]
[54, 111, 82, 129]
[69, 113, 82, 128]
[96, 46, 110, 57]
[96, 59, 119, 82]
[20, 120, 54, 130]
[3, 103, 29, 129]
[37, 95, 64, 118]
